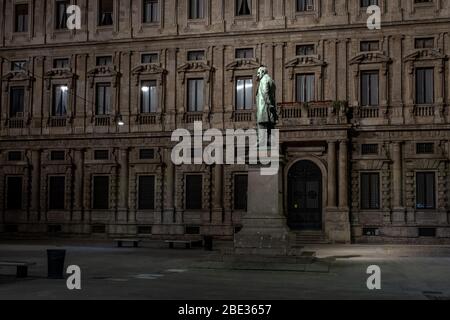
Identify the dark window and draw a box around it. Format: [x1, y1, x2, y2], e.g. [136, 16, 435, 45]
[50, 151, 65, 161]
[187, 50, 205, 61]
[15, 4, 29, 32]
[138, 226, 153, 234]
[187, 79, 204, 112]
[138, 176, 155, 210]
[6, 176, 23, 210]
[296, 44, 315, 56]
[297, 0, 315, 11]
[418, 228, 436, 237]
[415, 38, 434, 49]
[296, 74, 315, 103]
[236, 0, 251, 15]
[141, 53, 158, 64]
[141, 80, 158, 113]
[361, 173, 380, 210]
[235, 48, 254, 59]
[92, 225, 106, 233]
[416, 143, 434, 154]
[55, 0, 69, 29]
[185, 175, 202, 210]
[98, 0, 114, 26]
[234, 174, 248, 211]
[10, 87, 25, 117]
[416, 68, 434, 104]
[8, 151, 23, 161]
[186, 226, 200, 235]
[53, 85, 69, 116]
[94, 150, 109, 160]
[416, 172, 435, 209]
[189, 0, 204, 19]
[96, 83, 111, 115]
[54, 58, 70, 69]
[11, 61, 26, 71]
[48, 176, 65, 210]
[361, 71, 379, 106]
[360, 40, 380, 52]
[143, 0, 159, 23]
[92, 176, 110, 209]
[360, 0, 378, 7]
[96, 56, 112, 66]
[235, 77, 253, 110]
[362, 144, 379, 155]
[139, 149, 155, 160]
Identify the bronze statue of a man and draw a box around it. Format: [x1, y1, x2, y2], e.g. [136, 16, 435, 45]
[256, 66, 278, 147]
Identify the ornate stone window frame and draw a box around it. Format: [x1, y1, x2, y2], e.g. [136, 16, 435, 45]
[44, 173, 70, 213]
[131, 170, 162, 215]
[94, 0, 119, 34]
[10, 0, 33, 40]
[349, 52, 392, 112]
[177, 60, 215, 123]
[175, 167, 211, 213]
[137, 0, 164, 33]
[131, 62, 168, 125]
[49, 0, 76, 39]
[43, 60, 78, 127]
[288, 0, 321, 21]
[1, 65, 35, 127]
[284, 55, 327, 102]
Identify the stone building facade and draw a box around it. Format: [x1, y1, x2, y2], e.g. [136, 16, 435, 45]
[0, 0, 450, 244]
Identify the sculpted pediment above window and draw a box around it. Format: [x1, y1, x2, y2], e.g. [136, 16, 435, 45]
[285, 56, 326, 68]
[87, 66, 121, 88]
[225, 59, 260, 82]
[1, 71, 35, 89]
[131, 63, 167, 86]
[44, 69, 78, 90]
[349, 52, 392, 65]
[177, 61, 215, 84]
[404, 49, 447, 62]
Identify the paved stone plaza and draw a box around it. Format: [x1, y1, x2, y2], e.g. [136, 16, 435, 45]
[0, 241, 449, 300]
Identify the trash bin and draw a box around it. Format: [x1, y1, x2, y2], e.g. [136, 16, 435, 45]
[204, 236, 213, 251]
[47, 249, 66, 279]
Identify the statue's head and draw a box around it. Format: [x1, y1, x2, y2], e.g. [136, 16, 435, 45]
[256, 66, 268, 80]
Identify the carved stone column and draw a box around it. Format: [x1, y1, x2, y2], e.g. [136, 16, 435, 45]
[212, 164, 224, 223]
[73, 149, 85, 221]
[163, 148, 175, 224]
[339, 140, 348, 209]
[118, 148, 130, 221]
[327, 141, 337, 208]
[31, 149, 41, 222]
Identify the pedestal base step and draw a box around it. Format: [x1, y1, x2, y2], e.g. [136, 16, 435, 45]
[292, 231, 330, 246]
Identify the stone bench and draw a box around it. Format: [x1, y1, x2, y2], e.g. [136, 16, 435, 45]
[0, 261, 36, 278]
[115, 239, 142, 248]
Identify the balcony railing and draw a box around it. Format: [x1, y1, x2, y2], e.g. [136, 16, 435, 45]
[138, 114, 157, 125]
[233, 110, 253, 122]
[359, 107, 379, 119]
[94, 116, 111, 127]
[184, 112, 203, 123]
[49, 117, 67, 128]
[8, 117, 25, 129]
[413, 105, 434, 117]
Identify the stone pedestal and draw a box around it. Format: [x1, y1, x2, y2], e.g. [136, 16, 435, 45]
[234, 164, 290, 255]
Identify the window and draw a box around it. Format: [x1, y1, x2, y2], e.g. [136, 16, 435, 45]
[96, 56, 112, 66]
[361, 173, 380, 210]
[235, 48, 254, 59]
[296, 74, 315, 103]
[361, 144, 379, 155]
[360, 0, 378, 7]
[96, 83, 111, 115]
[11, 61, 26, 71]
[185, 175, 202, 210]
[416, 172, 435, 209]
[48, 176, 65, 210]
[360, 41, 380, 52]
[296, 44, 315, 56]
[98, 0, 113, 26]
[187, 79, 204, 112]
[187, 50, 205, 61]
[138, 176, 155, 210]
[139, 149, 155, 160]
[416, 68, 434, 104]
[53, 85, 68, 116]
[297, 0, 314, 12]
[8, 151, 22, 161]
[15, 4, 29, 32]
[141, 80, 158, 113]
[94, 150, 109, 160]
[235, 77, 253, 110]
[189, 0, 204, 19]
[6, 176, 23, 210]
[54, 58, 70, 69]
[10, 87, 25, 117]
[141, 53, 158, 64]
[416, 143, 434, 154]
[92, 176, 110, 209]
[55, 0, 69, 29]
[415, 38, 434, 49]
[236, 0, 251, 16]
[50, 151, 66, 161]
[143, 0, 159, 23]
[361, 71, 379, 106]
[234, 174, 248, 211]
